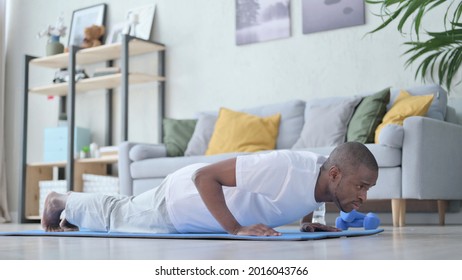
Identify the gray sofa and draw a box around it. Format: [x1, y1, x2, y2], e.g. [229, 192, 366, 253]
[118, 84, 462, 227]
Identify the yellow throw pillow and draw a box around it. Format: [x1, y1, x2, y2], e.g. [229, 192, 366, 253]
[375, 90, 434, 143]
[205, 108, 281, 155]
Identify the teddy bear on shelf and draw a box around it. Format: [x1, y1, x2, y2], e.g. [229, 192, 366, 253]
[81, 24, 105, 49]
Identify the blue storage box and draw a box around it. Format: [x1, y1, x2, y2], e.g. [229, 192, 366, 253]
[43, 127, 91, 162]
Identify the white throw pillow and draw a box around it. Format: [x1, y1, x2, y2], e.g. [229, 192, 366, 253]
[292, 96, 361, 148]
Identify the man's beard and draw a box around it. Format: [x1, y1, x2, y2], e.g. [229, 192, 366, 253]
[332, 181, 346, 212]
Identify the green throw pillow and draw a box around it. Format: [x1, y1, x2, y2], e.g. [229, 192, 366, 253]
[347, 87, 390, 143]
[163, 118, 197, 157]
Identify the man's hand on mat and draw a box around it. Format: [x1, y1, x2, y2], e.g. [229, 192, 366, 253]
[235, 223, 281, 236]
[300, 222, 341, 232]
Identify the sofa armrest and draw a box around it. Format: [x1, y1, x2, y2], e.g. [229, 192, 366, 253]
[128, 143, 167, 161]
[402, 116, 462, 199]
[118, 142, 167, 196]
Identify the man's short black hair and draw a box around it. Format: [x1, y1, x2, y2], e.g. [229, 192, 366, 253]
[322, 142, 378, 175]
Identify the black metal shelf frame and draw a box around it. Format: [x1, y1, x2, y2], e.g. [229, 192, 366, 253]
[19, 35, 166, 223]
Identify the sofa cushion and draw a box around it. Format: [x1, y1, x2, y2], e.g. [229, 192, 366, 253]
[241, 100, 305, 149]
[184, 100, 306, 156]
[375, 90, 433, 143]
[130, 144, 400, 181]
[347, 88, 390, 143]
[184, 113, 217, 156]
[292, 143, 401, 168]
[390, 84, 447, 120]
[133, 178, 166, 196]
[131, 152, 251, 179]
[361, 144, 401, 168]
[163, 118, 197, 157]
[367, 167, 402, 199]
[292, 96, 361, 148]
[205, 108, 281, 155]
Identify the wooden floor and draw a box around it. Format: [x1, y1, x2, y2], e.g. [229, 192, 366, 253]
[0, 223, 462, 260]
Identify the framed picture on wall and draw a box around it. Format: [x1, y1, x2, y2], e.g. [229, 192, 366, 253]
[68, 4, 107, 47]
[236, 0, 291, 46]
[302, 0, 365, 34]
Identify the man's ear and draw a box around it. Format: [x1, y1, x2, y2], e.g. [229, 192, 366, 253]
[328, 166, 342, 183]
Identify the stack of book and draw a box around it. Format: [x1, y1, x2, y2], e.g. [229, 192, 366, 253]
[92, 67, 120, 77]
[99, 146, 118, 158]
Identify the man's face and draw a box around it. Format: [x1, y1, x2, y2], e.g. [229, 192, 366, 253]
[331, 164, 378, 213]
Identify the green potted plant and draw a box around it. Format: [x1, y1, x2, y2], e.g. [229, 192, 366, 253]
[366, 0, 462, 92]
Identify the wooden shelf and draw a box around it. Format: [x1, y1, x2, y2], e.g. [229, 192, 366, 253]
[77, 155, 118, 164]
[26, 215, 41, 220]
[29, 39, 165, 69]
[29, 155, 118, 167]
[29, 73, 165, 96]
[20, 35, 165, 222]
[28, 161, 67, 167]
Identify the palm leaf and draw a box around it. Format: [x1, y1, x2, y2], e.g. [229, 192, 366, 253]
[403, 29, 462, 91]
[367, 5, 406, 34]
[366, 0, 451, 35]
[367, 0, 462, 92]
[454, 2, 462, 24]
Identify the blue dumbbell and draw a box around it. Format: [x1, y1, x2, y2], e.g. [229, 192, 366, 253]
[335, 210, 380, 230]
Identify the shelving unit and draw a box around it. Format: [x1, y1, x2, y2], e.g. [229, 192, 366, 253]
[30, 73, 164, 96]
[19, 35, 166, 222]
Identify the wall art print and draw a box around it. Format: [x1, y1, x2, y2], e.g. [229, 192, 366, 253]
[302, 0, 365, 34]
[236, 0, 291, 46]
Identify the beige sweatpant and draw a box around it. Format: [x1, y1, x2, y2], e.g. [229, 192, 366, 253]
[64, 181, 177, 233]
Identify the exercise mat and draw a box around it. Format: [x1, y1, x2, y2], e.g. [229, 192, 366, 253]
[0, 228, 383, 241]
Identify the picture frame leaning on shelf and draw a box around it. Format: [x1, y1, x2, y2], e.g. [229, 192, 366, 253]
[68, 3, 107, 48]
[106, 4, 156, 45]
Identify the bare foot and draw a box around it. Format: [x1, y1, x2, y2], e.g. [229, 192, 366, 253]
[41, 192, 77, 232]
[59, 218, 79, 232]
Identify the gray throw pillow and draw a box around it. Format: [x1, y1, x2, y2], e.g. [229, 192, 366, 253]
[292, 96, 362, 148]
[184, 113, 217, 156]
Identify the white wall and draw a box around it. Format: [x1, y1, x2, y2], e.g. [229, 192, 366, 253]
[4, 0, 459, 221]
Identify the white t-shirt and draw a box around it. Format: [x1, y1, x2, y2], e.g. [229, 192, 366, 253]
[165, 150, 326, 233]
